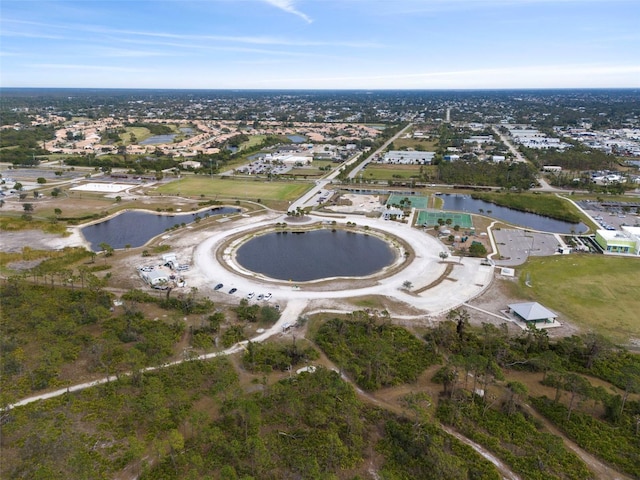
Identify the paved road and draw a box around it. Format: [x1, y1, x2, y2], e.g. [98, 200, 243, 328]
[492, 125, 527, 164]
[348, 122, 413, 179]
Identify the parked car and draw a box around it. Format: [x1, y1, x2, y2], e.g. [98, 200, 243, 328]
[214, 283, 223, 290]
[257, 293, 264, 301]
[264, 293, 272, 300]
[228, 288, 237, 294]
[246, 292, 255, 299]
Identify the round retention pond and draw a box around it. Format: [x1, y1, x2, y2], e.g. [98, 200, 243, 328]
[235, 229, 395, 282]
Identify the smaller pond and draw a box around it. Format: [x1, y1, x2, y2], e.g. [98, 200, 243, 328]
[82, 207, 240, 251]
[236, 229, 395, 282]
[180, 127, 193, 134]
[287, 134, 307, 143]
[440, 194, 587, 234]
[140, 134, 177, 145]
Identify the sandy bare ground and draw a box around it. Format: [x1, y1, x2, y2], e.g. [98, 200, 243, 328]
[1, 228, 90, 253]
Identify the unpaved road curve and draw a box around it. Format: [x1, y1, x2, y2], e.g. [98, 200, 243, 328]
[441, 425, 521, 480]
[522, 403, 632, 480]
[4, 299, 308, 410]
[314, 353, 522, 480]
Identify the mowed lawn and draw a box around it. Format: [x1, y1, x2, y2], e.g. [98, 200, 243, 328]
[516, 255, 640, 343]
[156, 176, 311, 201]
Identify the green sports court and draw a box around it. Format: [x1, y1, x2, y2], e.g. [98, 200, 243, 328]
[416, 210, 474, 228]
[386, 194, 430, 210]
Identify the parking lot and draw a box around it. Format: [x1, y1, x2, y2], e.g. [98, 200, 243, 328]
[493, 229, 562, 266]
[577, 200, 640, 230]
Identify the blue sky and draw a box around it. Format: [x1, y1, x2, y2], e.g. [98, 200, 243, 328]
[1, 0, 639, 89]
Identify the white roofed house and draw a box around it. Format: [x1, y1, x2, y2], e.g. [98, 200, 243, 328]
[508, 302, 559, 327]
[180, 160, 202, 170]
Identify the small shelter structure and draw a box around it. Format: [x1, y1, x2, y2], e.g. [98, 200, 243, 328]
[140, 269, 171, 288]
[508, 302, 557, 325]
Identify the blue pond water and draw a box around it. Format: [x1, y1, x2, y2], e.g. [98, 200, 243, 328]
[440, 194, 587, 234]
[140, 134, 177, 145]
[236, 229, 395, 282]
[82, 207, 240, 251]
[287, 134, 307, 143]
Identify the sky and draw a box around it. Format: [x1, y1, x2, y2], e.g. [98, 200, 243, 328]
[1, 0, 639, 89]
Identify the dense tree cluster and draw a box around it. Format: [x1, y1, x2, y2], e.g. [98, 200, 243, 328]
[1, 269, 639, 479]
[435, 160, 538, 190]
[125, 121, 174, 135]
[242, 339, 319, 373]
[521, 142, 617, 171]
[314, 311, 438, 390]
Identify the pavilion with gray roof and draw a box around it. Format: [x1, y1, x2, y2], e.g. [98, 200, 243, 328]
[508, 302, 557, 325]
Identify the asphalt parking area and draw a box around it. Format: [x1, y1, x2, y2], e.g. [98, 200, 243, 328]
[493, 229, 561, 266]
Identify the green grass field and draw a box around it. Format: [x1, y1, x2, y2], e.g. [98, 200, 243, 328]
[361, 164, 422, 181]
[155, 176, 311, 201]
[240, 134, 267, 150]
[514, 255, 640, 344]
[416, 210, 474, 228]
[119, 126, 152, 145]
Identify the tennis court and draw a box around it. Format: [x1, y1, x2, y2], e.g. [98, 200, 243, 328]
[387, 194, 430, 210]
[417, 210, 474, 228]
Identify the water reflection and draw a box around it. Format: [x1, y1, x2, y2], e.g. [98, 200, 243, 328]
[236, 229, 395, 282]
[82, 207, 239, 251]
[439, 194, 586, 233]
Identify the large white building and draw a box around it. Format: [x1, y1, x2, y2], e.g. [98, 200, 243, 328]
[381, 150, 435, 165]
[505, 125, 571, 150]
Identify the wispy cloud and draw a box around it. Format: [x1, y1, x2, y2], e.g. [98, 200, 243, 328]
[263, 0, 312, 23]
[99, 48, 177, 58]
[24, 63, 150, 73]
[2, 18, 376, 48]
[0, 30, 65, 40]
[114, 36, 323, 57]
[367, 0, 630, 15]
[249, 63, 640, 87]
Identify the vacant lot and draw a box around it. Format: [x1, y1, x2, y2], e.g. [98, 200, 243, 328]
[513, 255, 640, 345]
[155, 176, 311, 201]
[392, 137, 438, 151]
[362, 163, 423, 181]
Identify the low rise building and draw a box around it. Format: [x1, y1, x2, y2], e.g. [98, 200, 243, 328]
[595, 228, 640, 255]
[508, 302, 558, 325]
[382, 150, 435, 164]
